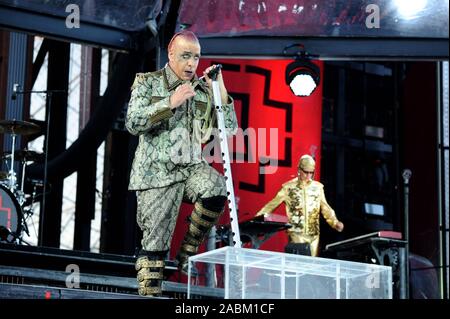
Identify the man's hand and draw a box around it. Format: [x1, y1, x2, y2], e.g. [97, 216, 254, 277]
[169, 83, 196, 109]
[202, 64, 228, 104]
[335, 221, 344, 232]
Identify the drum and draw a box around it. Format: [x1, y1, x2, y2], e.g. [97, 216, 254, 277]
[0, 184, 22, 242]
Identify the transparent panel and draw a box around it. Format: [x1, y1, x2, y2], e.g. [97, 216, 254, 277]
[0, 0, 162, 31]
[178, 0, 449, 38]
[188, 247, 392, 299]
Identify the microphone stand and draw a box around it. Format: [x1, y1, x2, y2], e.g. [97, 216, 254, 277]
[402, 169, 412, 299]
[11, 87, 65, 245]
[208, 68, 242, 248]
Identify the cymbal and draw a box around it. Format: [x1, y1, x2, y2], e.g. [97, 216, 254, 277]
[0, 120, 41, 136]
[2, 149, 45, 162]
[0, 171, 8, 180]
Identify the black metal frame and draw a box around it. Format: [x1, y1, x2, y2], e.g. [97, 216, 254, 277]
[437, 62, 449, 299]
[0, 4, 138, 51]
[200, 37, 449, 60]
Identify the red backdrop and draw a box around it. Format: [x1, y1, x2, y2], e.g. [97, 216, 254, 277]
[170, 58, 323, 262]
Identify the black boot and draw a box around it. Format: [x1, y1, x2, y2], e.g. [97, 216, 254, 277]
[135, 250, 167, 297]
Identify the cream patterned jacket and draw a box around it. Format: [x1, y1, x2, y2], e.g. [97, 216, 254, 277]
[126, 65, 238, 190]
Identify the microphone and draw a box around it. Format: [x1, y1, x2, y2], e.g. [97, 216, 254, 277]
[12, 83, 20, 100]
[199, 64, 223, 81]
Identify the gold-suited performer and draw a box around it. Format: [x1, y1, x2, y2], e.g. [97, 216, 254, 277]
[255, 154, 344, 257]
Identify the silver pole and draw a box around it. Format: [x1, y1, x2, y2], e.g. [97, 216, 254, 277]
[210, 79, 242, 248]
[206, 226, 217, 287]
[8, 133, 17, 191]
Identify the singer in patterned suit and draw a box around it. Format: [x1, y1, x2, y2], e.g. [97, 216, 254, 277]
[126, 30, 238, 297]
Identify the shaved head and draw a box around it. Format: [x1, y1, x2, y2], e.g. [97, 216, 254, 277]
[168, 30, 200, 52]
[168, 31, 201, 81]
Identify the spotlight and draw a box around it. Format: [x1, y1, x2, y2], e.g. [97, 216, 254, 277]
[284, 45, 320, 97]
[394, 0, 427, 19]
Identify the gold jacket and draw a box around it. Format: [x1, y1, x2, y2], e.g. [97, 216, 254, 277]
[256, 177, 341, 256]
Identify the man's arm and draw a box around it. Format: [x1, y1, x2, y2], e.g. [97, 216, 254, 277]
[125, 73, 173, 136]
[319, 186, 344, 232]
[255, 188, 285, 218]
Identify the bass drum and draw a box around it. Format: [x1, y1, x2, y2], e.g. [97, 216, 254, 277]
[0, 184, 22, 242]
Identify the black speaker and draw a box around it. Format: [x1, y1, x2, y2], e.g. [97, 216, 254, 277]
[285, 243, 311, 256]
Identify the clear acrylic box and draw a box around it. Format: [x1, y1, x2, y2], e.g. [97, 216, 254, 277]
[187, 246, 392, 299]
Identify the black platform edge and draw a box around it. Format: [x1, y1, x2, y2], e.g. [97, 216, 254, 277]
[0, 242, 177, 277]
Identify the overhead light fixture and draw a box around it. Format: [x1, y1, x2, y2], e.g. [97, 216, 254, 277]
[284, 44, 320, 97]
[394, 0, 427, 19]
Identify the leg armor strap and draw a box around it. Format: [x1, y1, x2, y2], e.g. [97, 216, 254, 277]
[188, 223, 205, 238]
[184, 233, 203, 246]
[180, 243, 198, 254]
[136, 258, 165, 271]
[191, 210, 217, 228]
[194, 202, 223, 219]
[138, 286, 162, 296]
[176, 201, 223, 274]
[135, 256, 165, 297]
[137, 269, 164, 281]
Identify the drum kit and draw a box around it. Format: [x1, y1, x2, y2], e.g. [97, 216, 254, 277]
[0, 119, 44, 244]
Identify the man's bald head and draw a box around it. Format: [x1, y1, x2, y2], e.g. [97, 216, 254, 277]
[168, 31, 200, 52]
[168, 31, 201, 81]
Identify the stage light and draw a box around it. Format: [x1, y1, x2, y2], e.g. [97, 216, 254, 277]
[284, 49, 320, 97]
[394, 0, 427, 19]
